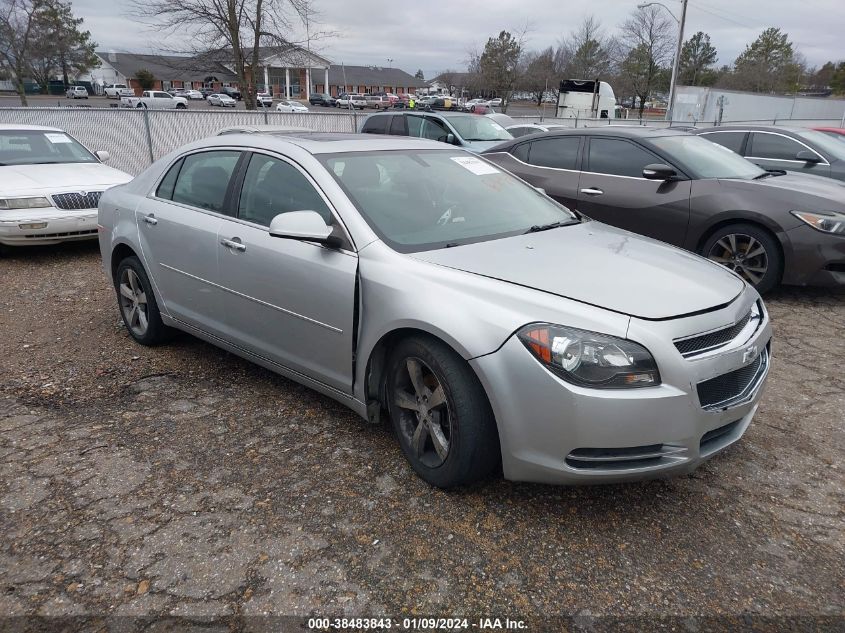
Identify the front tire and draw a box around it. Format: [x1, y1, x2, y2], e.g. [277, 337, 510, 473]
[115, 256, 172, 346]
[386, 336, 500, 488]
[701, 223, 783, 294]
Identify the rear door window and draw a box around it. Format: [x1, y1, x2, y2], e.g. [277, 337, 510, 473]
[389, 115, 408, 136]
[700, 131, 746, 154]
[362, 115, 390, 135]
[406, 115, 424, 138]
[527, 137, 581, 170]
[171, 150, 241, 213]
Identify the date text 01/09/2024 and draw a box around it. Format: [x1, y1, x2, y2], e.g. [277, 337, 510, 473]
[307, 617, 528, 630]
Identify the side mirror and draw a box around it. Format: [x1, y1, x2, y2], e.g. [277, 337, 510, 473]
[795, 150, 821, 163]
[268, 211, 340, 247]
[95, 150, 110, 163]
[643, 163, 678, 180]
[445, 133, 457, 145]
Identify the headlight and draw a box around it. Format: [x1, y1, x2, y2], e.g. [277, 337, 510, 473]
[791, 210, 845, 235]
[0, 197, 52, 210]
[517, 324, 660, 389]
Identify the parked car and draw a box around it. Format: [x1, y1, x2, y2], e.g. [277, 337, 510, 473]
[207, 93, 237, 108]
[275, 99, 309, 113]
[256, 92, 274, 107]
[122, 90, 188, 109]
[365, 95, 391, 109]
[360, 111, 513, 152]
[309, 93, 336, 107]
[66, 85, 89, 99]
[221, 86, 241, 100]
[0, 124, 131, 247]
[465, 98, 490, 112]
[104, 83, 134, 99]
[183, 90, 205, 100]
[813, 127, 845, 141]
[216, 125, 312, 136]
[489, 98, 503, 107]
[506, 123, 569, 137]
[200, 88, 216, 98]
[336, 93, 367, 109]
[694, 125, 845, 183]
[98, 132, 771, 488]
[482, 127, 845, 292]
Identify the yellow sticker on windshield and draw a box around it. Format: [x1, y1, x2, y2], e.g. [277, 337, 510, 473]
[450, 156, 500, 175]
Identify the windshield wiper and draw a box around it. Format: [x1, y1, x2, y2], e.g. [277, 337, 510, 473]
[753, 169, 786, 180]
[524, 220, 577, 234]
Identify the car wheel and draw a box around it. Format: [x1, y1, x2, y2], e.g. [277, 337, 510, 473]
[386, 336, 500, 488]
[701, 223, 782, 294]
[115, 256, 172, 346]
[176, 103, 186, 109]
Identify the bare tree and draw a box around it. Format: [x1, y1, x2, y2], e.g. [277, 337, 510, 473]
[131, 0, 327, 109]
[0, 0, 43, 105]
[521, 47, 556, 105]
[617, 5, 674, 118]
[556, 15, 618, 80]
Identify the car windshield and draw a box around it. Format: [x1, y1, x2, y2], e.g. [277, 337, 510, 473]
[795, 129, 845, 160]
[0, 130, 97, 166]
[321, 150, 578, 252]
[651, 134, 765, 179]
[445, 116, 512, 142]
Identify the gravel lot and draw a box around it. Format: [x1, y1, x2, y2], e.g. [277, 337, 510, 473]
[1, 241, 843, 630]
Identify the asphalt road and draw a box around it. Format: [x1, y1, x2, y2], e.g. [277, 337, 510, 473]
[1, 241, 843, 631]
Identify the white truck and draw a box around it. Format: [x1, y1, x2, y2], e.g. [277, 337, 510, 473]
[121, 90, 188, 109]
[104, 83, 134, 99]
[556, 79, 618, 119]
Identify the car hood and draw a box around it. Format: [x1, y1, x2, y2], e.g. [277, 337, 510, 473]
[411, 221, 744, 320]
[724, 171, 845, 199]
[1, 163, 132, 195]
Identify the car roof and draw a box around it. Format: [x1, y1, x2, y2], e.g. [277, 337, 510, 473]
[694, 125, 809, 134]
[0, 124, 62, 132]
[193, 132, 451, 155]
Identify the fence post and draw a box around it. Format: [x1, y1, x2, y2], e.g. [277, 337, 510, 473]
[142, 108, 154, 164]
[263, 106, 269, 124]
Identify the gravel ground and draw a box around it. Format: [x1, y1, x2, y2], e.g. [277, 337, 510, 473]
[1, 241, 843, 631]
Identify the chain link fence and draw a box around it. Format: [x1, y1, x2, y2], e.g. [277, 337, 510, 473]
[0, 107, 360, 175]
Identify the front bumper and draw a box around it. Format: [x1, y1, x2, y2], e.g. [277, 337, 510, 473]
[470, 293, 772, 485]
[0, 208, 99, 245]
[781, 223, 845, 286]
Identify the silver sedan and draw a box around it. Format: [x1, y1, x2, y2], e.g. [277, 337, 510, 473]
[98, 133, 772, 488]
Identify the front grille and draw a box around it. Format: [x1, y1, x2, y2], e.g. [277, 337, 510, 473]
[24, 229, 97, 239]
[566, 443, 686, 470]
[697, 347, 768, 410]
[51, 191, 103, 210]
[675, 308, 752, 358]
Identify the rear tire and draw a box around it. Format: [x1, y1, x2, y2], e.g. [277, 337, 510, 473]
[114, 256, 172, 346]
[386, 336, 500, 488]
[701, 223, 783, 294]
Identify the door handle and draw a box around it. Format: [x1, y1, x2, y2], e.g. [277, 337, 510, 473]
[142, 214, 158, 225]
[579, 187, 604, 196]
[220, 238, 246, 252]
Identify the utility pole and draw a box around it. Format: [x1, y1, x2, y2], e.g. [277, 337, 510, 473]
[667, 0, 688, 122]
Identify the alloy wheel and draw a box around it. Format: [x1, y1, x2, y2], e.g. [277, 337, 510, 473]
[118, 268, 149, 337]
[707, 233, 769, 286]
[393, 357, 452, 468]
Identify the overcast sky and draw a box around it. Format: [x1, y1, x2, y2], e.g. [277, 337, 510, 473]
[75, 0, 844, 78]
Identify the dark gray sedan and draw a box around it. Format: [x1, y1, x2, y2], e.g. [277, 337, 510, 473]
[694, 125, 845, 183]
[482, 127, 845, 293]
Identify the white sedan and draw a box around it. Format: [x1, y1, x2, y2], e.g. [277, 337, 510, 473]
[0, 125, 132, 247]
[184, 90, 204, 100]
[208, 94, 237, 107]
[275, 100, 309, 113]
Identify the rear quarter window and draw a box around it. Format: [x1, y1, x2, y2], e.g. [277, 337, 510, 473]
[362, 116, 390, 134]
